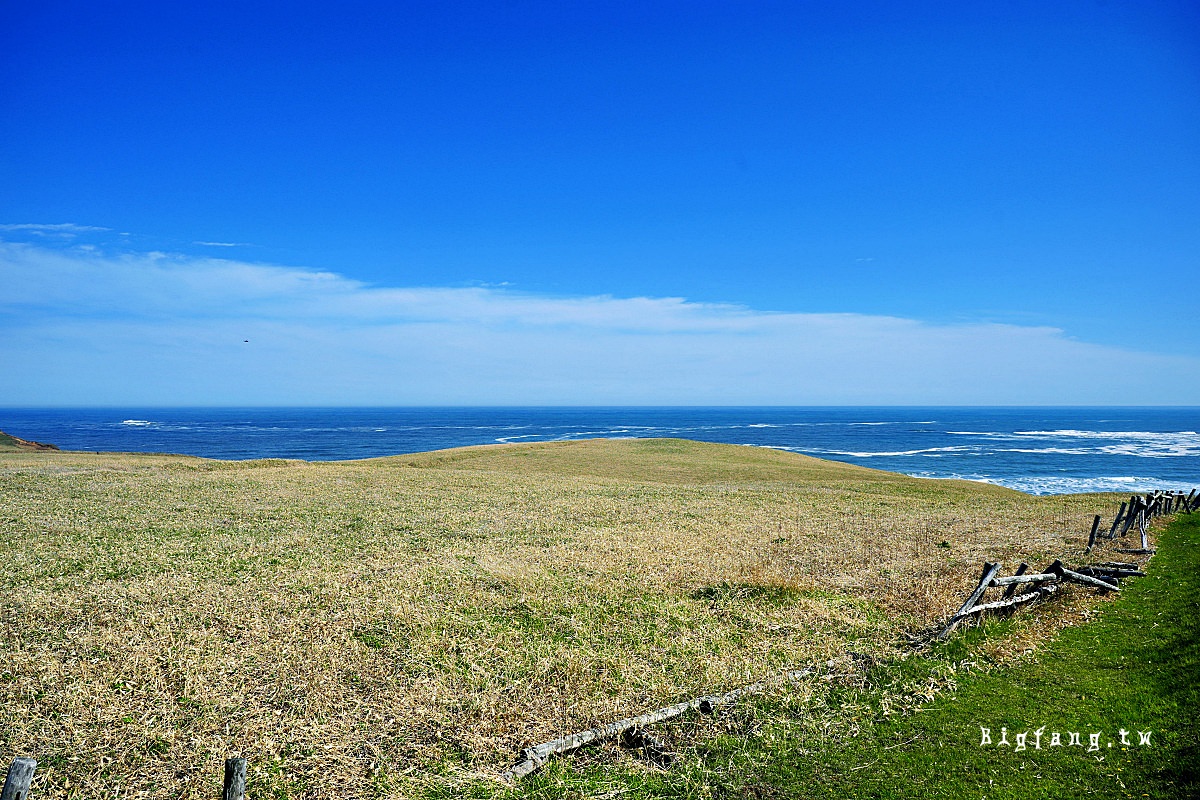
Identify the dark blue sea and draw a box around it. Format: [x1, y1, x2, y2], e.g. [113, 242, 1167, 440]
[2, 407, 1198, 496]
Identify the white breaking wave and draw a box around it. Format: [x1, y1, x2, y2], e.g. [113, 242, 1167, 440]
[946, 429, 1200, 457]
[120, 419, 154, 426]
[909, 472, 1198, 496]
[1010, 430, 1200, 457]
[1014, 429, 1198, 438]
[998, 447, 1095, 456]
[493, 434, 543, 443]
[807, 445, 976, 458]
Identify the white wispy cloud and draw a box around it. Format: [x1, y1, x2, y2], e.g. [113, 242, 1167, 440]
[1, 241, 1197, 405]
[193, 241, 251, 247]
[0, 222, 111, 236]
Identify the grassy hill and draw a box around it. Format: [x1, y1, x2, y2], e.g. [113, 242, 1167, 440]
[0, 430, 59, 451]
[0, 439, 1132, 799]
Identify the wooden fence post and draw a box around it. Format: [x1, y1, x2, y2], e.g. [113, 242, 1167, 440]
[1108, 501, 1127, 537]
[1085, 515, 1101, 553]
[1119, 499, 1141, 536]
[937, 562, 1002, 640]
[222, 758, 247, 800]
[1, 758, 37, 800]
[1001, 563, 1029, 600]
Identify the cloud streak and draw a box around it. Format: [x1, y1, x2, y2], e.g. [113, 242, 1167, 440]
[0, 222, 111, 236]
[2, 241, 1197, 406]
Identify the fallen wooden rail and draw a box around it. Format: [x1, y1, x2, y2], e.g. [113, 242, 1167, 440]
[989, 572, 1056, 586]
[502, 667, 817, 781]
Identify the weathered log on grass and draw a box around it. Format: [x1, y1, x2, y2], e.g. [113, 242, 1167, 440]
[937, 562, 1002, 640]
[959, 563, 1002, 614]
[1, 758, 37, 800]
[961, 584, 1057, 616]
[1000, 563, 1029, 600]
[1051, 564, 1119, 592]
[1078, 566, 1145, 579]
[989, 572, 1056, 587]
[503, 668, 815, 781]
[1116, 547, 1156, 555]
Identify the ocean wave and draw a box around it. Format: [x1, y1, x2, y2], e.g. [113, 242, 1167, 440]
[909, 472, 1198, 496]
[1011, 430, 1200, 457]
[945, 429, 1200, 457]
[120, 419, 155, 426]
[1014, 429, 1199, 439]
[493, 434, 544, 443]
[997, 447, 1094, 456]
[807, 445, 977, 458]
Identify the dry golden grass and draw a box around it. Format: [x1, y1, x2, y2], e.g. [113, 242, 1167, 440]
[0, 438, 1125, 798]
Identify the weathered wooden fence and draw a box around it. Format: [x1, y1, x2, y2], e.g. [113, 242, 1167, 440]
[498, 488, 1199, 781]
[504, 488, 1198, 780]
[940, 489, 1195, 640]
[5, 490, 1197, 792]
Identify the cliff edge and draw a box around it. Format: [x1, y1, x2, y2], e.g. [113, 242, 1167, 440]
[0, 430, 60, 451]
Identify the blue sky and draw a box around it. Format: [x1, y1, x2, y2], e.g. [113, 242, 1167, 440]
[2, 1, 1199, 405]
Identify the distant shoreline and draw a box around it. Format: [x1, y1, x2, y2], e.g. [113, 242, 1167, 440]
[2, 407, 1197, 495]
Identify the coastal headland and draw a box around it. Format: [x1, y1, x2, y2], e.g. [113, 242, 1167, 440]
[0, 429, 59, 452]
[0, 438, 1160, 797]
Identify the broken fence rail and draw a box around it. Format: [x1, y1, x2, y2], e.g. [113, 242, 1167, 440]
[939, 488, 1196, 641]
[502, 667, 818, 781]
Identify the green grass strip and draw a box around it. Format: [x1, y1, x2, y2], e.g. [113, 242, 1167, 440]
[483, 513, 1199, 799]
[745, 514, 1199, 798]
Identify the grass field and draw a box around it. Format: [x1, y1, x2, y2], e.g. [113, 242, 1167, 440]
[509, 509, 1195, 799]
[0, 438, 1136, 798]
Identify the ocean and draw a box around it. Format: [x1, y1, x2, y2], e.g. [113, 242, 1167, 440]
[2, 407, 1197, 496]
